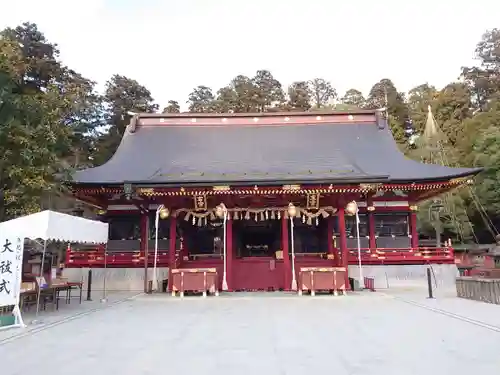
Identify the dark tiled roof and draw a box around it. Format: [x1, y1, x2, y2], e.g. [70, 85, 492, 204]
[72, 120, 481, 185]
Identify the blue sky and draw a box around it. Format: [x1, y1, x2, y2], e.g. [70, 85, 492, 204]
[1, 0, 500, 110]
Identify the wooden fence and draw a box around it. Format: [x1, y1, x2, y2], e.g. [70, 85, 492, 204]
[456, 277, 500, 304]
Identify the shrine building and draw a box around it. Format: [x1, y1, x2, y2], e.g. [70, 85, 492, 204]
[64, 110, 481, 293]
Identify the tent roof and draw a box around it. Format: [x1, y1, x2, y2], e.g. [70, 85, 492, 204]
[0, 210, 108, 244]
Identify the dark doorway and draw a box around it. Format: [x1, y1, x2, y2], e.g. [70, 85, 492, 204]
[234, 220, 281, 257]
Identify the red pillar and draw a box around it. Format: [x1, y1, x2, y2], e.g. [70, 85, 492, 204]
[338, 207, 349, 289]
[140, 212, 149, 293]
[167, 215, 177, 292]
[409, 211, 418, 250]
[327, 216, 335, 264]
[226, 218, 234, 291]
[367, 195, 376, 251]
[368, 213, 376, 250]
[282, 214, 291, 290]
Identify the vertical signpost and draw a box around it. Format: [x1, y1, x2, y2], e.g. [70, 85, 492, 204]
[0, 234, 26, 330]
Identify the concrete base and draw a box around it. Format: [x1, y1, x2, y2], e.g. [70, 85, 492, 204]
[63, 268, 169, 292]
[350, 264, 459, 290]
[63, 264, 458, 293]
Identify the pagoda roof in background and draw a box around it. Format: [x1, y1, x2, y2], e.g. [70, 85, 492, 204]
[70, 110, 482, 186]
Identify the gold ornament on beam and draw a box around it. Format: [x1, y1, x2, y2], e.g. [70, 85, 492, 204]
[306, 193, 320, 210]
[193, 195, 207, 211]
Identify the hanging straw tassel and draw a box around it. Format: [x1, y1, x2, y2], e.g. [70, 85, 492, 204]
[265, 211, 269, 220]
[302, 215, 306, 224]
[245, 211, 250, 220]
[271, 210, 275, 220]
[307, 216, 312, 226]
[234, 211, 239, 220]
[254, 213, 258, 221]
[260, 212, 265, 221]
[197, 217, 203, 226]
[192, 216, 196, 225]
[277, 211, 281, 220]
[315, 217, 319, 226]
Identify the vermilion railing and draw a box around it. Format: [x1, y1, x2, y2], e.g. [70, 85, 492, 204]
[346, 247, 454, 264]
[65, 246, 454, 267]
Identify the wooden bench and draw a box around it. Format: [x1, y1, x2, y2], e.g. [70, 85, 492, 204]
[298, 267, 347, 296]
[170, 268, 219, 297]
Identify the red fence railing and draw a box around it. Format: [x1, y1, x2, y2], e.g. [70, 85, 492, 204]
[65, 246, 454, 268]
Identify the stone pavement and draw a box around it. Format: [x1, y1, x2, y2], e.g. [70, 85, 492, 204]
[1, 291, 500, 375]
[0, 291, 140, 342]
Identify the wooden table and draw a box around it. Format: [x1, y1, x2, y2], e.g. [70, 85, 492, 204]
[298, 267, 347, 296]
[19, 282, 83, 311]
[171, 268, 219, 297]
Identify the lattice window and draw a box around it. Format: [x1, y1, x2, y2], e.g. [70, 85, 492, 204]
[108, 215, 141, 240]
[374, 213, 408, 237]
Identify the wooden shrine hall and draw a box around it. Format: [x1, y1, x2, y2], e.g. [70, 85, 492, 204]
[65, 110, 481, 295]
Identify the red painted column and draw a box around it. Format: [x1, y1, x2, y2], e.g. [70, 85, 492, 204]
[338, 207, 349, 289]
[282, 214, 291, 290]
[226, 218, 234, 291]
[368, 213, 376, 250]
[409, 211, 418, 250]
[140, 212, 149, 293]
[367, 195, 376, 251]
[327, 216, 335, 265]
[167, 216, 177, 292]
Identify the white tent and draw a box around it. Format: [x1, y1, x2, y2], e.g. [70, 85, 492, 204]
[0, 210, 108, 243]
[0, 210, 108, 330]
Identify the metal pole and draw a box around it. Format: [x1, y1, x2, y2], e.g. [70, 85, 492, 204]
[86, 268, 92, 301]
[356, 210, 363, 288]
[222, 211, 228, 291]
[427, 267, 434, 299]
[35, 240, 48, 319]
[101, 245, 108, 302]
[290, 217, 297, 290]
[153, 205, 162, 292]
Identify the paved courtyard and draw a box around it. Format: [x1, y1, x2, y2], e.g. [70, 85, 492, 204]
[1, 291, 500, 375]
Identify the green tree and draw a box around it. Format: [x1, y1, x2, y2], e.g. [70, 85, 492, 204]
[407, 83, 437, 133]
[1, 22, 63, 94]
[252, 70, 285, 111]
[473, 124, 500, 213]
[163, 100, 180, 113]
[341, 89, 365, 108]
[433, 82, 471, 147]
[366, 79, 408, 144]
[187, 85, 215, 113]
[212, 86, 237, 113]
[0, 27, 100, 219]
[461, 29, 500, 111]
[308, 78, 337, 109]
[94, 75, 158, 165]
[231, 75, 260, 113]
[286, 81, 311, 111]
